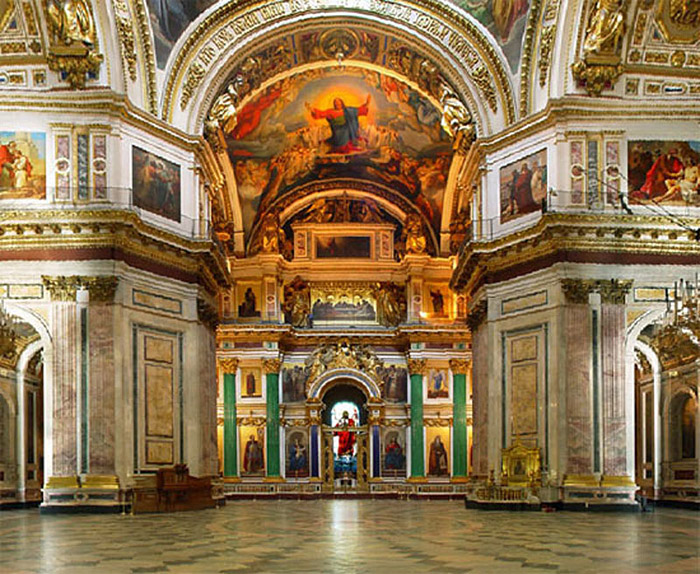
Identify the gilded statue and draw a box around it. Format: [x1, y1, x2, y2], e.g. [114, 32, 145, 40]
[440, 86, 476, 152]
[404, 213, 427, 255]
[374, 282, 407, 327]
[47, 0, 95, 47]
[582, 0, 626, 56]
[283, 276, 311, 328]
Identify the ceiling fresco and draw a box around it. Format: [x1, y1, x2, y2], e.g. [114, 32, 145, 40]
[147, 0, 217, 68]
[224, 67, 452, 241]
[448, 0, 530, 71]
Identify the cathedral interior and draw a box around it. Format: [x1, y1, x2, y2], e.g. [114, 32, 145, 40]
[0, 0, 699, 568]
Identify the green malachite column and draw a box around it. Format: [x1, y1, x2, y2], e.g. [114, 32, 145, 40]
[264, 359, 281, 478]
[222, 359, 239, 478]
[409, 359, 426, 479]
[451, 359, 470, 479]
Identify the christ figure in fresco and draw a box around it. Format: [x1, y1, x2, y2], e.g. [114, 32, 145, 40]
[305, 95, 371, 154]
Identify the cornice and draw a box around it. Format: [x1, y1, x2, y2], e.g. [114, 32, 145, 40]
[0, 209, 231, 291]
[451, 212, 700, 293]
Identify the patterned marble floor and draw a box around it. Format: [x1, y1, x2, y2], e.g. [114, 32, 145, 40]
[1, 501, 698, 574]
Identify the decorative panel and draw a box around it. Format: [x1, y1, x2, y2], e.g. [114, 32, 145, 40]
[134, 326, 181, 472]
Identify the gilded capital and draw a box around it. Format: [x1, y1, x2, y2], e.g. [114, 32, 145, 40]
[219, 358, 239, 373]
[407, 358, 427, 375]
[449, 358, 471, 374]
[262, 358, 282, 374]
[42, 275, 80, 302]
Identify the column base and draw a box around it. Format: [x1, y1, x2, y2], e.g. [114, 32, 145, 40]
[406, 476, 428, 483]
[263, 476, 286, 483]
[451, 476, 469, 483]
[222, 476, 242, 483]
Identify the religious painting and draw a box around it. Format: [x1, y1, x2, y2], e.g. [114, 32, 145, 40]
[500, 149, 547, 223]
[315, 235, 372, 259]
[310, 284, 377, 325]
[424, 284, 450, 318]
[225, 67, 451, 241]
[449, 0, 530, 72]
[132, 146, 181, 221]
[627, 141, 700, 205]
[147, 0, 217, 69]
[427, 369, 449, 400]
[378, 364, 408, 403]
[240, 426, 264, 476]
[0, 132, 46, 200]
[240, 367, 262, 399]
[382, 429, 406, 477]
[426, 427, 450, 477]
[282, 363, 308, 403]
[237, 283, 261, 318]
[286, 429, 309, 478]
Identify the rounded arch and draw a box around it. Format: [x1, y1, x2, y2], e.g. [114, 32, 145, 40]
[307, 368, 383, 401]
[162, 1, 515, 134]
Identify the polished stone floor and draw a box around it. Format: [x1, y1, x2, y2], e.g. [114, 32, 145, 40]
[1, 501, 698, 573]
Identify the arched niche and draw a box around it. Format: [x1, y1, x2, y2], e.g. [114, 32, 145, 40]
[307, 367, 383, 402]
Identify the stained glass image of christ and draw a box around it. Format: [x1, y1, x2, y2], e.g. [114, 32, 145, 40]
[331, 401, 359, 476]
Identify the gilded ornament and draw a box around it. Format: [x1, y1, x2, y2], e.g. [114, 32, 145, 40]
[116, 14, 137, 82]
[670, 50, 686, 67]
[83, 276, 119, 303]
[262, 358, 282, 374]
[538, 25, 556, 87]
[469, 65, 498, 113]
[598, 279, 633, 304]
[45, 0, 103, 89]
[449, 358, 471, 374]
[404, 213, 427, 255]
[219, 358, 240, 373]
[304, 341, 384, 392]
[204, 76, 244, 150]
[407, 358, 427, 375]
[374, 282, 407, 327]
[656, 0, 700, 44]
[282, 276, 311, 328]
[439, 86, 476, 153]
[42, 275, 81, 301]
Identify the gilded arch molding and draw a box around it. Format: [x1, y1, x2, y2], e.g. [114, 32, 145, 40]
[161, 0, 516, 134]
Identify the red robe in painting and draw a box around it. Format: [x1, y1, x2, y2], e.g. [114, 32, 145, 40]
[231, 87, 282, 140]
[639, 152, 684, 199]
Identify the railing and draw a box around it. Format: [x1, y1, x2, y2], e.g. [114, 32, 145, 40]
[0, 186, 215, 243]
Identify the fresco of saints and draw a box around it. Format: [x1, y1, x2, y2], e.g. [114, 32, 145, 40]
[305, 95, 371, 154]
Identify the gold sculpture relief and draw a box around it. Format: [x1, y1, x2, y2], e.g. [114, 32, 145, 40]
[42, 275, 119, 302]
[115, 14, 137, 82]
[656, 0, 700, 44]
[572, 0, 627, 96]
[561, 279, 597, 304]
[84, 276, 119, 303]
[404, 213, 427, 255]
[45, 0, 103, 89]
[597, 279, 633, 304]
[219, 358, 240, 374]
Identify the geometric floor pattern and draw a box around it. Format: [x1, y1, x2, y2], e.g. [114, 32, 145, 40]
[1, 500, 698, 573]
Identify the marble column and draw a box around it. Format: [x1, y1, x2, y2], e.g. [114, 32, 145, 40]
[86, 278, 118, 476]
[450, 359, 470, 480]
[221, 359, 239, 479]
[468, 301, 488, 478]
[599, 282, 633, 485]
[263, 358, 282, 479]
[42, 277, 80, 478]
[408, 358, 426, 480]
